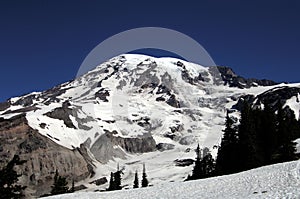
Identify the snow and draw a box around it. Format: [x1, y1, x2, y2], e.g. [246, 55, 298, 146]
[45, 160, 300, 199]
[1, 54, 300, 192]
[285, 93, 300, 120]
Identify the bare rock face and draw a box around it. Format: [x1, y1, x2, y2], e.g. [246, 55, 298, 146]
[44, 101, 76, 129]
[0, 114, 92, 197]
[233, 86, 300, 112]
[90, 131, 156, 163]
[217, 66, 277, 88]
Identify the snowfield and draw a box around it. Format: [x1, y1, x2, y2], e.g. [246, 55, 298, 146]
[46, 160, 300, 199]
[1, 54, 300, 197]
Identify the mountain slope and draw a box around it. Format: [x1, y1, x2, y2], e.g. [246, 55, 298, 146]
[1, 54, 300, 196]
[46, 160, 300, 199]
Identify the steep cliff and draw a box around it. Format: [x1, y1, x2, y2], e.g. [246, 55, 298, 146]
[0, 114, 93, 197]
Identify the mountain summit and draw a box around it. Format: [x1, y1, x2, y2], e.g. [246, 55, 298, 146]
[0, 54, 299, 197]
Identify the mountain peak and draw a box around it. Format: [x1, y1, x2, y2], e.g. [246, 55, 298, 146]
[1, 54, 300, 197]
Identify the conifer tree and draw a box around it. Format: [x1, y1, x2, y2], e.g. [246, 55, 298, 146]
[201, 153, 215, 177]
[107, 172, 115, 191]
[238, 102, 260, 171]
[186, 144, 215, 180]
[50, 170, 69, 195]
[216, 112, 239, 175]
[107, 164, 123, 191]
[141, 164, 149, 187]
[256, 103, 277, 164]
[70, 179, 75, 193]
[190, 144, 202, 179]
[274, 103, 297, 162]
[114, 170, 122, 190]
[0, 155, 26, 199]
[133, 170, 139, 188]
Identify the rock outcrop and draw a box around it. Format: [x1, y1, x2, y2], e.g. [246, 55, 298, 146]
[90, 131, 156, 163]
[217, 66, 277, 88]
[0, 114, 92, 197]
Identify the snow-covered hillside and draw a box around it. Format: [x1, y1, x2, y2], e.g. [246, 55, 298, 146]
[1, 54, 300, 197]
[46, 160, 300, 199]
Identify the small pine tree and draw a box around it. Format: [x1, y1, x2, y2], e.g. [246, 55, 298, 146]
[70, 179, 75, 193]
[107, 164, 123, 191]
[133, 170, 139, 188]
[107, 172, 115, 191]
[187, 144, 215, 180]
[141, 164, 148, 188]
[201, 153, 215, 177]
[190, 144, 202, 180]
[114, 170, 122, 190]
[50, 170, 69, 195]
[216, 112, 239, 175]
[0, 155, 27, 199]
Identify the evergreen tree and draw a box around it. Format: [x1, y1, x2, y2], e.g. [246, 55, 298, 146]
[0, 155, 26, 199]
[50, 170, 69, 195]
[256, 103, 277, 165]
[114, 170, 122, 190]
[238, 102, 260, 171]
[133, 170, 139, 188]
[190, 144, 202, 179]
[216, 101, 299, 176]
[107, 164, 123, 191]
[70, 179, 75, 193]
[141, 164, 149, 187]
[107, 172, 116, 191]
[201, 153, 215, 177]
[187, 144, 215, 180]
[273, 103, 297, 162]
[216, 112, 239, 175]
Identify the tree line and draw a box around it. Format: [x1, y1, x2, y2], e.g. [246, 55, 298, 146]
[216, 102, 299, 175]
[187, 102, 300, 181]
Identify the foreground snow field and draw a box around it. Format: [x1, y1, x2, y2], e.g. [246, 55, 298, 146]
[46, 160, 300, 199]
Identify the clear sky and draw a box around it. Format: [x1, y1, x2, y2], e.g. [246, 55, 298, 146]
[0, 0, 300, 101]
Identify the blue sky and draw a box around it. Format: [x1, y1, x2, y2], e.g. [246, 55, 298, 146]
[0, 0, 300, 101]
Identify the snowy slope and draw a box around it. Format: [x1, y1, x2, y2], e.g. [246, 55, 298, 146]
[46, 160, 300, 199]
[1, 54, 300, 191]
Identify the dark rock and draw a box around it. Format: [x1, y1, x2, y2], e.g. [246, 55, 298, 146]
[74, 185, 88, 191]
[156, 96, 165, 102]
[182, 70, 195, 85]
[90, 177, 107, 186]
[166, 94, 180, 108]
[156, 84, 171, 95]
[91, 131, 156, 163]
[41, 83, 71, 105]
[232, 94, 255, 111]
[233, 86, 300, 114]
[163, 132, 178, 140]
[3, 106, 40, 115]
[14, 94, 36, 106]
[44, 105, 76, 129]
[95, 88, 110, 102]
[141, 83, 158, 89]
[216, 66, 277, 88]
[179, 135, 196, 145]
[174, 159, 194, 167]
[177, 61, 184, 68]
[0, 101, 10, 111]
[19, 133, 47, 153]
[0, 115, 91, 197]
[39, 123, 46, 129]
[156, 143, 175, 151]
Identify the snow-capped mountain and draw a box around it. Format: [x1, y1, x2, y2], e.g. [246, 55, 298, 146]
[0, 54, 300, 197]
